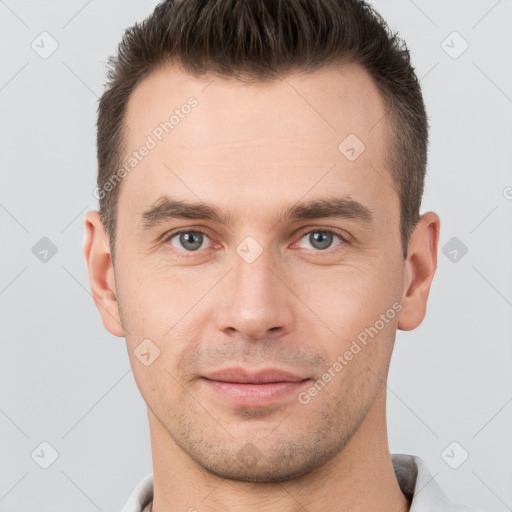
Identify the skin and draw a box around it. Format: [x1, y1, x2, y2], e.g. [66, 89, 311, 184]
[84, 62, 439, 512]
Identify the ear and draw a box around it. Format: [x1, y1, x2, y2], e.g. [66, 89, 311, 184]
[397, 211, 440, 331]
[83, 210, 124, 337]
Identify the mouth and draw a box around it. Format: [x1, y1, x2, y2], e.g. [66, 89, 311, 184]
[200, 367, 311, 407]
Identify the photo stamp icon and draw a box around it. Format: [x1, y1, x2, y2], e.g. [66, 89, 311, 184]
[31, 441, 59, 469]
[236, 236, 263, 264]
[236, 442, 263, 468]
[338, 133, 366, 162]
[441, 441, 469, 469]
[32, 236, 58, 263]
[441, 236, 468, 263]
[134, 338, 161, 366]
[441, 31, 469, 60]
[31, 31, 59, 59]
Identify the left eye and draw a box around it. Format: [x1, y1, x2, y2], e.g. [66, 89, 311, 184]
[296, 230, 345, 251]
[168, 231, 211, 252]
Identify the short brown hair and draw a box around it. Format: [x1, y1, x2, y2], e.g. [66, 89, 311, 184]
[96, 0, 428, 262]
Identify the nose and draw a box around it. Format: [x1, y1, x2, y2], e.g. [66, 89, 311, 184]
[215, 245, 295, 340]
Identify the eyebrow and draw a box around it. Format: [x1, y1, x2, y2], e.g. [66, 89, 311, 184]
[139, 195, 373, 229]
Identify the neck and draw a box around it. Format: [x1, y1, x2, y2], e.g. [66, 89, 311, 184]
[148, 389, 409, 512]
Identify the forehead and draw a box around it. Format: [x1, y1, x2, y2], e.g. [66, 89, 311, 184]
[124, 62, 388, 151]
[119, 62, 395, 228]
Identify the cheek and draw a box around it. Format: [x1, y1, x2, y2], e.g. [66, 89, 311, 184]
[116, 263, 210, 375]
[296, 260, 400, 336]
[294, 261, 402, 397]
[116, 255, 204, 333]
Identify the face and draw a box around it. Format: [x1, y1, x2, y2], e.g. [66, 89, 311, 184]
[91, 63, 424, 482]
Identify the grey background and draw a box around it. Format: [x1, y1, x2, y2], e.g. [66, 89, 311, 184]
[1, 0, 511, 510]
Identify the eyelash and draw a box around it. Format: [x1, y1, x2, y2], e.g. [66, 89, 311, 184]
[161, 227, 349, 257]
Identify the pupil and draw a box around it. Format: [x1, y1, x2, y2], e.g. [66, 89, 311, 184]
[310, 231, 332, 250]
[181, 232, 203, 251]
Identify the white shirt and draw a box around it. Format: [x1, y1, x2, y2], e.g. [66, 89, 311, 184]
[121, 454, 477, 512]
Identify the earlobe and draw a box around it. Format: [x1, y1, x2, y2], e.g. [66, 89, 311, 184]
[397, 212, 440, 331]
[83, 210, 124, 337]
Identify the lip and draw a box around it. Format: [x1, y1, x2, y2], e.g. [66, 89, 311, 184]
[200, 368, 311, 407]
[203, 367, 307, 384]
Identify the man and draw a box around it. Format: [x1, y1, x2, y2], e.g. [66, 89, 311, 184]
[83, 0, 476, 510]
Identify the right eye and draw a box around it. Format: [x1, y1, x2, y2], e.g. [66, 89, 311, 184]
[165, 230, 213, 252]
